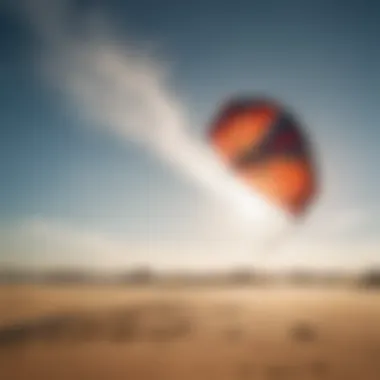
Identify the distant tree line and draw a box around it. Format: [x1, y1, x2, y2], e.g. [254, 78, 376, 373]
[1, 266, 380, 288]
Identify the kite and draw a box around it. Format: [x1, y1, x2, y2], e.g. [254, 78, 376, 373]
[208, 96, 318, 219]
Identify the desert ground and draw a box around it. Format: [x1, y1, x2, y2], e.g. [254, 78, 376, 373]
[0, 285, 379, 380]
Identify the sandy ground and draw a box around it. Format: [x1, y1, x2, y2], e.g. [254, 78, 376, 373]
[0, 285, 379, 380]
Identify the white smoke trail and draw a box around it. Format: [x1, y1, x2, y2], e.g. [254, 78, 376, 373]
[17, 0, 289, 245]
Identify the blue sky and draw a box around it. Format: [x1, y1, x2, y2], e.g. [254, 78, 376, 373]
[0, 0, 379, 272]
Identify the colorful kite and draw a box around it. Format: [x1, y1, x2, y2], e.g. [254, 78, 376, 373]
[208, 96, 318, 218]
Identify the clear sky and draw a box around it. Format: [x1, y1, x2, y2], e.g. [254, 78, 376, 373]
[0, 0, 379, 272]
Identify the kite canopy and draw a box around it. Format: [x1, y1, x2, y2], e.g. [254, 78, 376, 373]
[208, 96, 318, 218]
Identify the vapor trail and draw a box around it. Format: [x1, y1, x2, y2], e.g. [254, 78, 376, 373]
[17, 0, 288, 242]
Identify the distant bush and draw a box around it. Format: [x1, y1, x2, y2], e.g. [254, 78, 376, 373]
[41, 270, 92, 285]
[288, 271, 316, 285]
[117, 267, 155, 285]
[0, 268, 37, 284]
[359, 270, 380, 289]
[228, 269, 257, 285]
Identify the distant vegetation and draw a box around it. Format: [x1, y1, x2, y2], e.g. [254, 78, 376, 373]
[1, 266, 380, 288]
[115, 266, 155, 285]
[358, 270, 380, 289]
